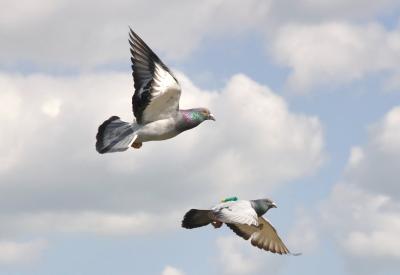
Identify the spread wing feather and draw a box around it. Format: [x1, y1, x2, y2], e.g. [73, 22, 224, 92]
[129, 28, 181, 124]
[226, 217, 291, 255]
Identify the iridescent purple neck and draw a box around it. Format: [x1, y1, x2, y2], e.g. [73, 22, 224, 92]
[181, 110, 194, 124]
[177, 110, 204, 131]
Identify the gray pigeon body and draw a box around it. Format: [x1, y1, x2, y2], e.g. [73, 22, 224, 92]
[182, 198, 300, 255]
[96, 29, 215, 154]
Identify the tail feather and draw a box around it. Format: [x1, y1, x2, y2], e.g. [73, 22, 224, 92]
[96, 116, 137, 154]
[182, 209, 213, 229]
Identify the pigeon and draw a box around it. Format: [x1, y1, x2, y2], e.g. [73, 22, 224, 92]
[182, 198, 300, 255]
[95, 28, 215, 154]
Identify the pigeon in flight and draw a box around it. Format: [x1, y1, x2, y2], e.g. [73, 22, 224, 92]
[96, 28, 215, 154]
[182, 198, 300, 255]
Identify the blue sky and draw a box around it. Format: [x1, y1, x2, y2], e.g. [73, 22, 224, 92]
[1, 1, 400, 275]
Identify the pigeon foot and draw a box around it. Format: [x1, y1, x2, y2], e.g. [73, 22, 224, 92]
[131, 142, 142, 149]
[212, 221, 223, 229]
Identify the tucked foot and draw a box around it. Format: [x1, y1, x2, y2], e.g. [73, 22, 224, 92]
[212, 221, 223, 229]
[131, 142, 142, 149]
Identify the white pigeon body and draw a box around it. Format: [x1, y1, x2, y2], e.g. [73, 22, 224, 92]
[135, 117, 180, 142]
[210, 200, 259, 226]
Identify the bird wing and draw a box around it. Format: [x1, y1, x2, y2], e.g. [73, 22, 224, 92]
[211, 200, 259, 226]
[129, 28, 181, 124]
[226, 217, 291, 255]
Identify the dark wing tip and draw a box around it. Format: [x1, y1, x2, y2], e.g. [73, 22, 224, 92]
[289, 252, 302, 256]
[128, 26, 136, 38]
[127, 28, 177, 80]
[128, 28, 147, 50]
[95, 116, 120, 154]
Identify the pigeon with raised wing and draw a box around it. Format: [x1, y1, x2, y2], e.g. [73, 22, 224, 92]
[96, 29, 215, 154]
[182, 198, 300, 255]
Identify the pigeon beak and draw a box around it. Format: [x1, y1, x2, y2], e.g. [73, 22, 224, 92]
[208, 114, 216, 121]
[271, 202, 277, 208]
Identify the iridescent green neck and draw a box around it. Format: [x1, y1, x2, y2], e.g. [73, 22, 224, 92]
[181, 110, 206, 124]
[189, 111, 204, 122]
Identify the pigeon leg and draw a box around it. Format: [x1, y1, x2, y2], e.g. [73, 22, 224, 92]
[212, 221, 223, 229]
[131, 142, 142, 149]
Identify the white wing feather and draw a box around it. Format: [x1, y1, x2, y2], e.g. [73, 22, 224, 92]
[211, 200, 259, 226]
[141, 63, 181, 123]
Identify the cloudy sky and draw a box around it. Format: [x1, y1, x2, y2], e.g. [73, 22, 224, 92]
[1, 1, 400, 274]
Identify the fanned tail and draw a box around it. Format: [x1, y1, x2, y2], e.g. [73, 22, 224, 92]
[182, 209, 213, 229]
[95, 116, 137, 154]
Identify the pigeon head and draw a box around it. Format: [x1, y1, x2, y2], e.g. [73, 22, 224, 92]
[182, 108, 215, 123]
[178, 108, 215, 131]
[192, 108, 215, 122]
[250, 198, 277, 216]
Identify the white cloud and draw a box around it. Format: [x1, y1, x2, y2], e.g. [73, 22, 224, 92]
[0, 239, 47, 265]
[344, 107, 400, 198]
[205, 74, 324, 194]
[286, 210, 318, 253]
[0, 0, 61, 29]
[0, 71, 323, 238]
[0, 211, 181, 237]
[161, 266, 185, 275]
[319, 106, 400, 274]
[321, 184, 400, 274]
[385, 71, 400, 91]
[372, 106, 400, 152]
[345, 229, 400, 259]
[216, 236, 284, 275]
[269, 0, 400, 23]
[41, 98, 62, 117]
[0, 90, 21, 121]
[2, 1, 399, 70]
[216, 236, 259, 275]
[347, 146, 364, 168]
[0, 88, 25, 173]
[0, 0, 270, 68]
[272, 22, 400, 91]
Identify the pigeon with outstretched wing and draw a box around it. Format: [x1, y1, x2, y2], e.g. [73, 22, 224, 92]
[182, 198, 301, 255]
[96, 28, 215, 154]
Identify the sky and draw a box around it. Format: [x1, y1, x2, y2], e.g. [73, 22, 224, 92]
[1, 1, 400, 274]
